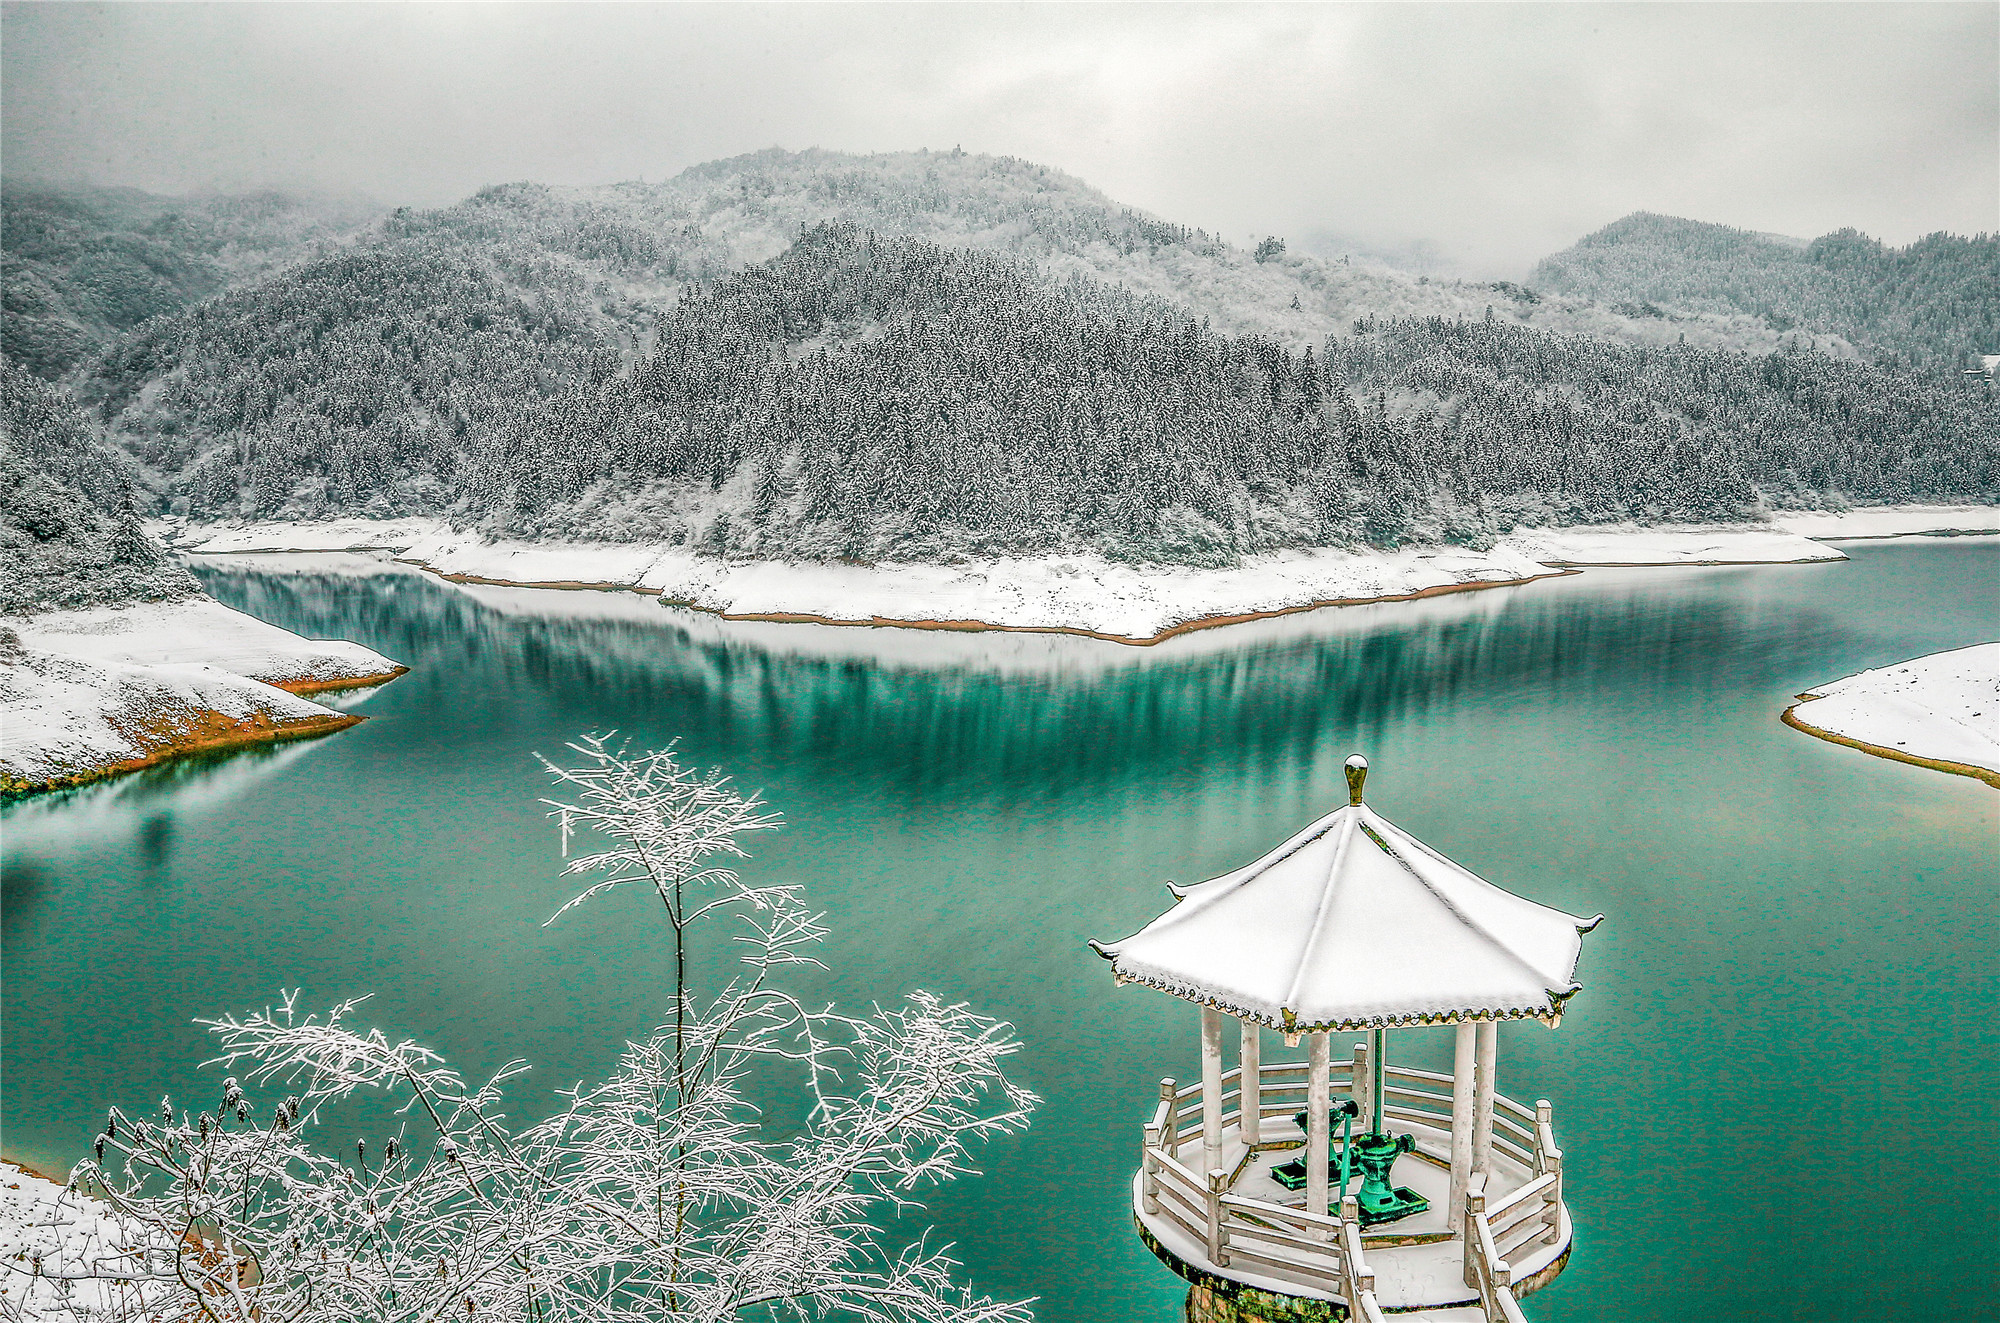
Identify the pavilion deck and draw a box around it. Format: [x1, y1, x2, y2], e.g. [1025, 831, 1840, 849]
[1135, 1058, 1570, 1321]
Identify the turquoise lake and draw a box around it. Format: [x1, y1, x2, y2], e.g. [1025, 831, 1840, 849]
[3, 540, 1995, 1320]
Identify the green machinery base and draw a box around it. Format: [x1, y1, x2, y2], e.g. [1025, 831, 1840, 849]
[1268, 1130, 1430, 1228]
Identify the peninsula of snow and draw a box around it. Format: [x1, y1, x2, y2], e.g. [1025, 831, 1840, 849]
[1, 599, 405, 796]
[9, 598, 404, 695]
[158, 504, 1999, 645]
[385, 521, 1852, 643]
[1785, 642, 2000, 787]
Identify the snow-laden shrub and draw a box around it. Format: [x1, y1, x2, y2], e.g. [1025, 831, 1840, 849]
[62, 735, 1037, 1323]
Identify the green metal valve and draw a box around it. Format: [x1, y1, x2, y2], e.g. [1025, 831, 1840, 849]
[1348, 1129, 1429, 1226]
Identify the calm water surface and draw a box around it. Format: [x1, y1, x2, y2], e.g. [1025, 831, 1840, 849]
[4, 541, 1996, 1321]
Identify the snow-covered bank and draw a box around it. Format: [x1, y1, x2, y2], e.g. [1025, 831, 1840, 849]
[397, 523, 1852, 642]
[1784, 643, 1999, 787]
[158, 515, 448, 554]
[158, 504, 1995, 644]
[1769, 504, 2000, 540]
[9, 598, 406, 694]
[0, 1160, 171, 1322]
[0, 632, 362, 796]
[406, 533, 1571, 643]
[1, 599, 403, 796]
[1501, 525, 1841, 566]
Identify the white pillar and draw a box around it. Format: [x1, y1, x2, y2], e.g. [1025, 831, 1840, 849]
[1306, 1030, 1331, 1216]
[1351, 1039, 1372, 1135]
[1238, 1020, 1262, 1144]
[1201, 1006, 1225, 1174]
[1448, 1021, 1478, 1232]
[1471, 1019, 1497, 1177]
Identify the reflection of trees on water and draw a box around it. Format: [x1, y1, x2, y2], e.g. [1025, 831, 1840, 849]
[194, 564, 1844, 799]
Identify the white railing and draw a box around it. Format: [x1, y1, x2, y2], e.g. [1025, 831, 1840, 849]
[1460, 1100, 1564, 1323]
[1139, 1060, 1565, 1322]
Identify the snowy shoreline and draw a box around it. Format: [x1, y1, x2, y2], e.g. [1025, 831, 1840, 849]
[1, 599, 406, 797]
[9, 598, 407, 695]
[159, 505, 2000, 645]
[1783, 642, 2000, 788]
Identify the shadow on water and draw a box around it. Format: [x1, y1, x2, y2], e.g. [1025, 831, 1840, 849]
[3, 545, 1994, 1323]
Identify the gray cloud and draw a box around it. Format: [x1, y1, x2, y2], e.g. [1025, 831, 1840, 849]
[4, 2, 1993, 275]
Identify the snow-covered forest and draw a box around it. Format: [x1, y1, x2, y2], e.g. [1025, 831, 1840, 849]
[449, 226, 1996, 563]
[0, 361, 196, 614]
[5, 148, 1998, 576]
[1533, 212, 2000, 373]
[2, 183, 378, 379]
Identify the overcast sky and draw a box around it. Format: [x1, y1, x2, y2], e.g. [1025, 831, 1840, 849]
[4, 2, 1994, 276]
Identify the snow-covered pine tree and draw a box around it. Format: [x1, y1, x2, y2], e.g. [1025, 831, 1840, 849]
[61, 735, 1038, 1323]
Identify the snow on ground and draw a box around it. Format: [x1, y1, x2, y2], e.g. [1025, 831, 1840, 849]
[8, 599, 403, 692]
[1500, 525, 1842, 566]
[0, 1161, 172, 1323]
[1770, 505, 2000, 540]
[1786, 643, 2000, 783]
[0, 636, 361, 794]
[156, 515, 447, 554]
[158, 504, 1985, 643]
[404, 532, 1564, 642]
[399, 525, 1843, 641]
[189, 550, 428, 579]
[1, 598, 401, 795]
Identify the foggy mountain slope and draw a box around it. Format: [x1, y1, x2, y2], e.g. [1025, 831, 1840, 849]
[80, 221, 650, 520]
[0, 361, 199, 614]
[51, 150, 1996, 561]
[1533, 212, 2000, 373]
[1, 184, 383, 380]
[604, 148, 1844, 355]
[452, 226, 1998, 565]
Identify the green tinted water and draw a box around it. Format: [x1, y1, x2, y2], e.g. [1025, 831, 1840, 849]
[4, 543, 1996, 1319]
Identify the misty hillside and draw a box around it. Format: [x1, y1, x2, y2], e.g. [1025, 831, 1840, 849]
[572, 149, 1853, 355]
[398, 228, 2000, 564]
[1, 183, 381, 379]
[70, 150, 1865, 520]
[1533, 212, 2000, 372]
[19, 149, 1997, 567]
[0, 361, 199, 614]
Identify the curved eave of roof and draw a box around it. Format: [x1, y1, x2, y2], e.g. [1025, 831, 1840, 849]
[1088, 941, 1587, 1032]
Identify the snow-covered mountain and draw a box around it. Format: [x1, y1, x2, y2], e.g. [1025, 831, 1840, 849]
[6, 150, 1997, 568]
[1533, 211, 2000, 373]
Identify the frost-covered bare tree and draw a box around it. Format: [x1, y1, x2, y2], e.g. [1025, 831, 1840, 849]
[47, 735, 1037, 1323]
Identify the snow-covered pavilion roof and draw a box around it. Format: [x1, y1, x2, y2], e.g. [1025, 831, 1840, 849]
[1091, 758, 1601, 1032]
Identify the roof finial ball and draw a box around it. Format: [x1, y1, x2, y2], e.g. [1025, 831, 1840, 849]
[1344, 752, 1368, 806]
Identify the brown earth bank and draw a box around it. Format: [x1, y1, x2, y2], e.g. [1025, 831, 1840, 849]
[397, 559, 1578, 646]
[394, 562, 660, 595]
[1781, 700, 2000, 789]
[270, 666, 410, 695]
[1, 1156, 64, 1184]
[2, 708, 365, 801]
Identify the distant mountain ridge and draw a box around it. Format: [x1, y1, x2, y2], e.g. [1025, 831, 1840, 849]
[57, 150, 1865, 518]
[378, 226, 2000, 563]
[2, 184, 381, 379]
[1, 150, 1994, 573]
[1533, 211, 1999, 372]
